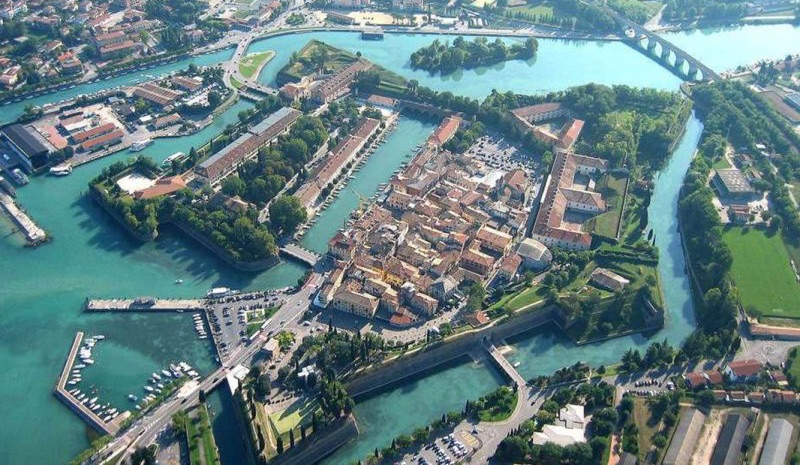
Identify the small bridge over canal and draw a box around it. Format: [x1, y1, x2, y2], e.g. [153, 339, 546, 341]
[588, 1, 721, 82]
[279, 243, 322, 267]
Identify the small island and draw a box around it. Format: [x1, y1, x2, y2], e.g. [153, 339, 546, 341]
[409, 36, 539, 75]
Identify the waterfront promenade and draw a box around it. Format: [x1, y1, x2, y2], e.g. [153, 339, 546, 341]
[53, 332, 124, 436]
[0, 192, 46, 245]
[85, 298, 205, 312]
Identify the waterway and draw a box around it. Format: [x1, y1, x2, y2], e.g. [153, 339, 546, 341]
[0, 22, 798, 465]
[0, 48, 235, 125]
[301, 116, 437, 252]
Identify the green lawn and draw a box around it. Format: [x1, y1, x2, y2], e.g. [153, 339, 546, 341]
[239, 51, 275, 80]
[505, 285, 546, 311]
[186, 411, 202, 465]
[586, 172, 629, 239]
[507, 0, 555, 17]
[198, 405, 221, 465]
[723, 226, 800, 320]
[269, 399, 318, 435]
[712, 157, 731, 169]
[185, 405, 220, 465]
[632, 398, 657, 463]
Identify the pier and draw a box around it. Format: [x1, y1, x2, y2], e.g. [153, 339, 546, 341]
[53, 332, 124, 435]
[0, 191, 46, 245]
[279, 243, 322, 267]
[85, 298, 205, 312]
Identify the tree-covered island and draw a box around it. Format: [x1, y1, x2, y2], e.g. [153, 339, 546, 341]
[409, 36, 539, 75]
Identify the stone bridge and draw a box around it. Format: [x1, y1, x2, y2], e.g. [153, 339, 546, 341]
[279, 243, 322, 267]
[589, 1, 721, 82]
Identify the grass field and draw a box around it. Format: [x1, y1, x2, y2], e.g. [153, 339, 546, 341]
[632, 398, 657, 463]
[723, 226, 800, 320]
[269, 399, 317, 435]
[712, 157, 731, 169]
[586, 172, 629, 239]
[239, 50, 274, 79]
[507, 0, 555, 17]
[504, 285, 546, 311]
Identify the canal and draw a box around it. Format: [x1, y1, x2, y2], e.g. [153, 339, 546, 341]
[0, 23, 797, 465]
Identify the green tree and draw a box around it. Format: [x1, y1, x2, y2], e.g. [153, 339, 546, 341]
[269, 195, 307, 235]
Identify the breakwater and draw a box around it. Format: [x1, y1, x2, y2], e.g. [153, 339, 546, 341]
[0, 191, 46, 245]
[85, 298, 205, 312]
[53, 332, 124, 435]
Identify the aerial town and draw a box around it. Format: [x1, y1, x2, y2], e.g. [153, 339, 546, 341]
[3, 0, 800, 465]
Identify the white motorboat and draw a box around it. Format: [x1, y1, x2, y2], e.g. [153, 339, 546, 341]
[130, 138, 153, 152]
[49, 165, 73, 177]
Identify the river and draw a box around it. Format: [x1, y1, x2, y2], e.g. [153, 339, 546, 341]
[0, 23, 797, 465]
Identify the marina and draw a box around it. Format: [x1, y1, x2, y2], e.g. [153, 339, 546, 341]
[53, 332, 125, 435]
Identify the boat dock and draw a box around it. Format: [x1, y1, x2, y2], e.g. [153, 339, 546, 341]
[53, 332, 125, 435]
[85, 297, 205, 312]
[0, 191, 46, 245]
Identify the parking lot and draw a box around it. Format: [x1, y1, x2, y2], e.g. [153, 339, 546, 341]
[206, 290, 287, 361]
[464, 134, 541, 175]
[404, 431, 477, 465]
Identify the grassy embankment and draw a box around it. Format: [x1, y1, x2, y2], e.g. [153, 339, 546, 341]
[239, 50, 275, 80]
[186, 404, 221, 465]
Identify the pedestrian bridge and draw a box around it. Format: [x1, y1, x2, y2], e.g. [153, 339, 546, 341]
[590, 1, 721, 82]
[279, 243, 322, 267]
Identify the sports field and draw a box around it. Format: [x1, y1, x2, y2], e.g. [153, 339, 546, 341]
[723, 227, 800, 320]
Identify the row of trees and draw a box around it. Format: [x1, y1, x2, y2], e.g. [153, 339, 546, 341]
[409, 36, 538, 75]
[662, 0, 747, 22]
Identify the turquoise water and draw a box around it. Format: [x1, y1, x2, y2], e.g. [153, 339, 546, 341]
[0, 23, 796, 465]
[662, 23, 800, 72]
[0, 98, 304, 465]
[248, 31, 682, 98]
[326, 360, 505, 464]
[1, 48, 235, 125]
[208, 389, 252, 465]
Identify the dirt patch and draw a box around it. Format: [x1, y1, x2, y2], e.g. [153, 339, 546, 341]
[691, 409, 723, 465]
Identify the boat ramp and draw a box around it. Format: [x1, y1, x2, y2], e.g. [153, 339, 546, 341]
[85, 297, 205, 312]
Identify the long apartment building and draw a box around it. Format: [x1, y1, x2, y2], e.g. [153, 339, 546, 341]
[531, 151, 608, 251]
[310, 59, 373, 104]
[194, 107, 302, 185]
[295, 117, 380, 208]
